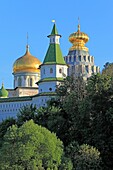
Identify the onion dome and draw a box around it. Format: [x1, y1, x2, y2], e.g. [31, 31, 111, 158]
[69, 24, 89, 52]
[0, 83, 8, 98]
[13, 45, 41, 74]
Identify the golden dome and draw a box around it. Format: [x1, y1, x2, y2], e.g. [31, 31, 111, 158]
[69, 24, 89, 51]
[13, 45, 41, 74]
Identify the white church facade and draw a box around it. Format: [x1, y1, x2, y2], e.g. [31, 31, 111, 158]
[0, 22, 99, 121]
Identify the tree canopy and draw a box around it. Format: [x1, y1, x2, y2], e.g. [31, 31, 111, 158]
[1, 68, 113, 169]
[0, 120, 68, 170]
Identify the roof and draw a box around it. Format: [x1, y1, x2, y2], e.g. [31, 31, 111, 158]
[13, 45, 41, 74]
[51, 23, 59, 35]
[43, 23, 66, 65]
[7, 87, 38, 91]
[0, 96, 32, 103]
[0, 84, 8, 98]
[43, 44, 66, 65]
[36, 77, 64, 84]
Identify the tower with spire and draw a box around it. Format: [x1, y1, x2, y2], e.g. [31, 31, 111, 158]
[37, 22, 67, 98]
[64, 22, 99, 80]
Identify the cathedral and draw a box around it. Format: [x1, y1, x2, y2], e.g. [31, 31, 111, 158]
[0, 22, 99, 121]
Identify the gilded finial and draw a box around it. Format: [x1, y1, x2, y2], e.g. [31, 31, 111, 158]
[52, 20, 56, 23]
[26, 32, 29, 52]
[78, 17, 80, 31]
[27, 32, 29, 46]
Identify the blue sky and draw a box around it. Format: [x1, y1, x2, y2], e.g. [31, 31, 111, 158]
[0, 0, 113, 88]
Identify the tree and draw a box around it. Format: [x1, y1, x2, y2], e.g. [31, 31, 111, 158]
[66, 142, 102, 170]
[37, 76, 86, 146]
[102, 62, 113, 78]
[82, 73, 113, 169]
[17, 104, 37, 126]
[0, 120, 70, 170]
[0, 117, 16, 147]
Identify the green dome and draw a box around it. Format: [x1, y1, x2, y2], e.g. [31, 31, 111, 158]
[0, 84, 8, 98]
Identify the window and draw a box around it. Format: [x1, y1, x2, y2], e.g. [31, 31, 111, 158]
[18, 77, 22, 86]
[69, 56, 71, 62]
[28, 78, 33, 87]
[88, 56, 90, 62]
[84, 56, 86, 61]
[85, 65, 89, 73]
[59, 68, 62, 73]
[43, 69, 45, 74]
[30, 78, 33, 87]
[74, 56, 76, 62]
[78, 55, 81, 61]
[92, 66, 94, 73]
[72, 66, 75, 72]
[50, 68, 53, 73]
[49, 88, 52, 91]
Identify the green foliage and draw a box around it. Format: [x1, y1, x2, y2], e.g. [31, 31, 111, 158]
[1, 71, 113, 169]
[0, 120, 64, 169]
[102, 62, 113, 78]
[0, 117, 16, 147]
[36, 99, 70, 146]
[82, 73, 113, 169]
[17, 104, 38, 126]
[66, 142, 102, 170]
[75, 144, 101, 170]
[56, 76, 86, 100]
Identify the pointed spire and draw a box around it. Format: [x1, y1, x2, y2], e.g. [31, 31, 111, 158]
[26, 32, 30, 53]
[43, 22, 66, 65]
[27, 32, 29, 46]
[2, 82, 4, 88]
[78, 17, 80, 32]
[51, 23, 58, 35]
[48, 21, 61, 37]
[26, 44, 30, 52]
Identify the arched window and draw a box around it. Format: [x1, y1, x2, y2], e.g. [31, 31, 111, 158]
[88, 56, 90, 62]
[30, 78, 33, 87]
[79, 55, 81, 61]
[84, 56, 86, 61]
[69, 56, 71, 62]
[59, 68, 62, 73]
[74, 56, 76, 62]
[50, 68, 53, 73]
[28, 78, 33, 87]
[18, 77, 22, 87]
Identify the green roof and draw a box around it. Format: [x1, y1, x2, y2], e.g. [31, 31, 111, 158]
[0, 84, 8, 98]
[51, 23, 58, 35]
[43, 44, 66, 65]
[38, 92, 57, 96]
[43, 23, 66, 65]
[37, 77, 64, 84]
[0, 96, 32, 103]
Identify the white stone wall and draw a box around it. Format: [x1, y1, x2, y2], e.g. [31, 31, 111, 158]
[0, 100, 32, 121]
[64, 54, 99, 78]
[8, 88, 38, 97]
[39, 81, 61, 93]
[41, 65, 67, 79]
[0, 95, 57, 122]
[13, 72, 40, 88]
[41, 65, 56, 79]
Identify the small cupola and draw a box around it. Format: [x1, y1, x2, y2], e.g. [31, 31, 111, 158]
[0, 83, 8, 98]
